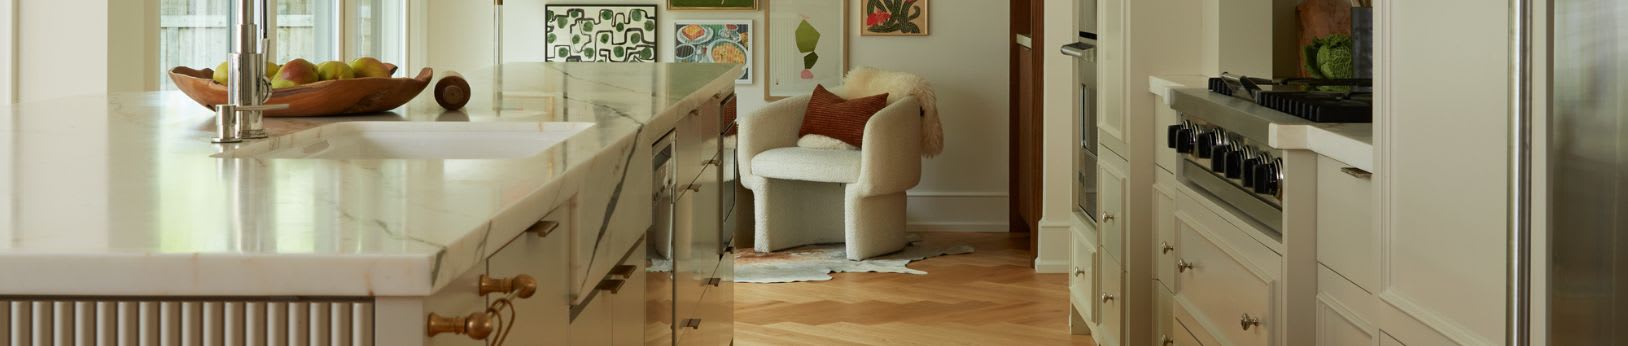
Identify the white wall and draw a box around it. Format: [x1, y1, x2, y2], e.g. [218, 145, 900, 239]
[425, 0, 1012, 231]
[14, 0, 154, 103]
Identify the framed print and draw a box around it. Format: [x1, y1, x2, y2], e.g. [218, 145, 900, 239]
[669, 0, 757, 11]
[766, 0, 848, 100]
[544, 5, 658, 62]
[675, 20, 754, 84]
[861, 0, 928, 36]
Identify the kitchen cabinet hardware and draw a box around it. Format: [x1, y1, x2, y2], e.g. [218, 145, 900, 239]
[426, 312, 494, 339]
[1340, 167, 1373, 179]
[689, 109, 700, 117]
[609, 264, 637, 278]
[1073, 267, 1085, 277]
[1240, 313, 1262, 330]
[705, 277, 723, 287]
[478, 274, 538, 298]
[527, 220, 560, 238]
[1161, 335, 1174, 345]
[687, 184, 702, 192]
[1161, 242, 1175, 254]
[1176, 260, 1194, 273]
[1101, 293, 1116, 303]
[682, 318, 703, 329]
[704, 159, 722, 166]
[596, 278, 627, 294]
[1102, 212, 1116, 223]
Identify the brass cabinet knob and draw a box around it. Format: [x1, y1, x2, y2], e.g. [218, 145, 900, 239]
[1102, 213, 1116, 223]
[1240, 313, 1262, 331]
[1073, 267, 1085, 277]
[1160, 242, 1175, 254]
[1161, 335, 1174, 345]
[1176, 260, 1194, 273]
[1100, 293, 1115, 303]
[479, 274, 537, 298]
[426, 312, 493, 340]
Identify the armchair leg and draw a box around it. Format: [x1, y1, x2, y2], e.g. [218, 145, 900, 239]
[843, 190, 910, 260]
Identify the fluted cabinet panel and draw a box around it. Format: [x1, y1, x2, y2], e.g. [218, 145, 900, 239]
[0, 299, 371, 346]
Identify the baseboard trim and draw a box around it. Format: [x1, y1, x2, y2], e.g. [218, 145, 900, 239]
[1034, 258, 1070, 273]
[906, 222, 1008, 233]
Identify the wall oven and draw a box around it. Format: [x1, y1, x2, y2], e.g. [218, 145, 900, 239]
[1065, 0, 1099, 220]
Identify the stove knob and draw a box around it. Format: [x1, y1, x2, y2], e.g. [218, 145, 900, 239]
[1196, 131, 1216, 158]
[1252, 163, 1273, 193]
[1210, 145, 1232, 172]
[1167, 125, 1183, 149]
[1241, 157, 1263, 187]
[1224, 148, 1247, 179]
[1175, 127, 1195, 154]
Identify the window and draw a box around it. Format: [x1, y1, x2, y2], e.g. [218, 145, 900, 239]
[158, 0, 405, 90]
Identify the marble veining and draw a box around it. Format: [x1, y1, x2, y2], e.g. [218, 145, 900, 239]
[0, 62, 741, 297]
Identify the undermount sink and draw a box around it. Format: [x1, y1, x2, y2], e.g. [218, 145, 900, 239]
[217, 121, 596, 159]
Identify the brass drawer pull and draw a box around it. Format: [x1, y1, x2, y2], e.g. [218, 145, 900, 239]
[1073, 267, 1085, 277]
[704, 159, 722, 166]
[1161, 335, 1174, 345]
[478, 274, 538, 298]
[528, 220, 560, 238]
[596, 279, 627, 294]
[705, 277, 723, 287]
[1160, 242, 1175, 254]
[1100, 293, 1115, 303]
[426, 312, 493, 340]
[689, 109, 700, 117]
[1176, 260, 1194, 273]
[687, 184, 702, 192]
[682, 318, 703, 329]
[1341, 167, 1372, 179]
[1102, 212, 1116, 223]
[1240, 313, 1262, 330]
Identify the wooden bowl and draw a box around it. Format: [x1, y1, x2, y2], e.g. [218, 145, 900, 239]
[168, 65, 433, 117]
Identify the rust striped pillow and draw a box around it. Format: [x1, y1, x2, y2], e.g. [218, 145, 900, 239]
[799, 85, 890, 148]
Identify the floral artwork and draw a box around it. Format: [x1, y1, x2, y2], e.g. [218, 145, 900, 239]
[862, 0, 928, 36]
[544, 5, 658, 62]
[674, 20, 753, 84]
[767, 0, 847, 99]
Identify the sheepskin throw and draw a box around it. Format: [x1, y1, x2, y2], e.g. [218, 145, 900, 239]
[838, 67, 945, 157]
[800, 85, 890, 148]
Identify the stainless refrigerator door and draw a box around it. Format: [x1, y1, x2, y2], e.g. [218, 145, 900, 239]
[1549, 0, 1628, 343]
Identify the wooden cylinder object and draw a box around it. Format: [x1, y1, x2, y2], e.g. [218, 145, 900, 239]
[434, 71, 471, 110]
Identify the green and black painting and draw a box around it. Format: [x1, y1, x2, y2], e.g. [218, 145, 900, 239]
[545, 5, 658, 62]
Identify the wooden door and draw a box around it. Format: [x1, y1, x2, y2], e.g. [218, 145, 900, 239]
[1010, 0, 1045, 253]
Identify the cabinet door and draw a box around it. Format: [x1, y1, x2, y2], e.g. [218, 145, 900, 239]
[612, 240, 649, 346]
[1097, 255, 1124, 346]
[672, 189, 703, 338]
[1099, 153, 1128, 262]
[1316, 155, 1376, 291]
[1070, 233, 1098, 324]
[1174, 214, 1273, 346]
[487, 217, 571, 345]
[1154, 172, 1179, 290]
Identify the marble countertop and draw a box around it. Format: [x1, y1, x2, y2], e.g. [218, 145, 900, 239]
[0, 62, 741, 296]
[1149, 75, 1374, 171]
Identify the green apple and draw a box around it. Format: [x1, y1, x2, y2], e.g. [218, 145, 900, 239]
[348, 57, 391, 78]
[271, 58, 319, 89]
[211, 61, 280, 85]
[316, 61, 354, 81]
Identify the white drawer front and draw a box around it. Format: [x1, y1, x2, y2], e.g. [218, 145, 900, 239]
[1070, 235, 1098, 324]
[1097, 255, 1124, 346]
[1154, 172, 1179, 290]
[1099, 153, 1128, 262]
[1315, 155, 1376, 291]
[1174, 213, 1275, 346]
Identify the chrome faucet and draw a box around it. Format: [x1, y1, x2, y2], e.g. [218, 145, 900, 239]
[213, 0, 287, 143]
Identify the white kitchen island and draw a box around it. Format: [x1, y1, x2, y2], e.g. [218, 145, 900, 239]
[0, 62, 741, 345]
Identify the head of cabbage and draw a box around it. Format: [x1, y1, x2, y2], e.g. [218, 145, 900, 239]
[1305, 34, 1354, 80]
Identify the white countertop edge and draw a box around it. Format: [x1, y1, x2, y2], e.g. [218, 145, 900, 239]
[1271, 124, 1375, 171]
[0, 253, 438, 296]
[1149, 75, 1212, 106]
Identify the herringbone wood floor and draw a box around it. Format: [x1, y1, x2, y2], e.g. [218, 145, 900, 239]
[734, 232, 1097, 346]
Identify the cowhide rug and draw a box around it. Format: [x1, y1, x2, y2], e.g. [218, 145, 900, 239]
[732, 234, 973, 284]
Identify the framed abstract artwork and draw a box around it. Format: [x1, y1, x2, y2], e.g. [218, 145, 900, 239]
[544, 5, 658, 62]
[765, 0, 848, 100]
[674, 20, 753, 84]
[669, 0, 756, 11]
[861, 0, 928, 36]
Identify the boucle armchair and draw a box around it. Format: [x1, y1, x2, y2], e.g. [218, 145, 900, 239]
[737, 87, 924, 260]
